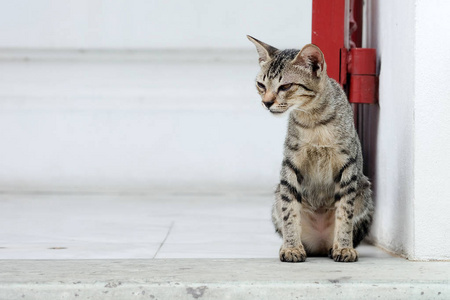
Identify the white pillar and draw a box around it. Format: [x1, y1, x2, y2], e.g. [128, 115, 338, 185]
[413, 0, 450, 260]
[367, 0, 450, 260]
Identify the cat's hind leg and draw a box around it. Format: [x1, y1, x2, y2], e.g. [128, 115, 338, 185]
[352, 178, 374, 248]
[271, 186, 283, 237]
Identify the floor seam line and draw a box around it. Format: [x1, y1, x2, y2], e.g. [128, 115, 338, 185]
[152, 221, 174, 259]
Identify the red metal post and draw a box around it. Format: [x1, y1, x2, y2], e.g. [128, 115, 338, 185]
[311, 0, 347, 84]
[312, 0, 377, 104]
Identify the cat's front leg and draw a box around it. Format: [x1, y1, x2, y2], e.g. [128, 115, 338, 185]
[277, 159, 306, 262]
[277, 190, 305, 262]
[331, 159, 359, 262]
[332, 202, 358, 262]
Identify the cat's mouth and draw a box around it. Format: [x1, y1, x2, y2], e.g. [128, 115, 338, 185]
[269, 105, 290, 114]
[270, 109, 287, 114]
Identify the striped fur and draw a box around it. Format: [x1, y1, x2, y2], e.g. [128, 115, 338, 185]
[248, 36, 374, 263]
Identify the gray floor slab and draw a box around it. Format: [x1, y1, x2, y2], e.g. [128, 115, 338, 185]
[1, 193, 449, 299]
[1, 257, 449, 300]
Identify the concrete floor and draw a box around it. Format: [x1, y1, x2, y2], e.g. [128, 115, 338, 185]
[0, 193, 392, 260]
[0, 193, 282, 259]
[1, 193, 449, 299]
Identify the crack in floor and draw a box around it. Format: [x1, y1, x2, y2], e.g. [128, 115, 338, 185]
[152, 221, 174, 259]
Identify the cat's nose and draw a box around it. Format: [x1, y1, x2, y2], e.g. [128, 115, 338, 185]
[263, 92, 276, 109]
[262, 100, 275, 109]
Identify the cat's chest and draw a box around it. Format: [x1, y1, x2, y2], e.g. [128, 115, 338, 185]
[286, 128, 348, 208]
[289, 128, 346, 183]
[294, 145, 338, 185]
[292, 144, 344, 208]
[298, 126, 336, 147]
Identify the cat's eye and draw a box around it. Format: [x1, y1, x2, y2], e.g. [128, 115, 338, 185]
[278, 83, 292, 92]
[299, 84, 313, 92]
[256, 82, 266, 90]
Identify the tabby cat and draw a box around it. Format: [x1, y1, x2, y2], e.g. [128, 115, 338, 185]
[248, 36, 374, 262]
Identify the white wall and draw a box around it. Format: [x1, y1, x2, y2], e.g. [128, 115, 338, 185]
[413, 0, 450, 260]
[0, 0, 312, 193]
[0, 59, 288, 193]
[0, 0, 311, 50]
[365, 0, 415, 259]
[367, 0, 450, 260]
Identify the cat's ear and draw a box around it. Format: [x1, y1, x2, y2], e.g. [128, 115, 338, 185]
[292, 44, 326, 77]
[247, 35, 278, 65]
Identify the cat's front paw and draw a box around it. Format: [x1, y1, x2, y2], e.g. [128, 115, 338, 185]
[331, 247, 358, 262]
[279, 246, 307, 262]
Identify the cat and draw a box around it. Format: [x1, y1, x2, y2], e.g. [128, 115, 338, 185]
[247, 35, 374, 262]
